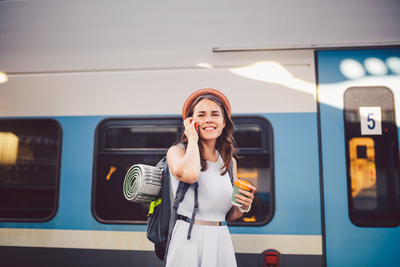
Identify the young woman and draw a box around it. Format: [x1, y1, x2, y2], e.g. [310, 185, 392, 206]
[165, 88, 256, 267]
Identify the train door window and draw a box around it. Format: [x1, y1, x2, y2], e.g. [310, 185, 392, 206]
[344, 87, 400, 227]
[92, 116, 274, 226]
[0, 119, 62, 222]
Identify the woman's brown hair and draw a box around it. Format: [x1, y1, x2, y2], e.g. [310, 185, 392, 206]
[180, 94, 237, 175]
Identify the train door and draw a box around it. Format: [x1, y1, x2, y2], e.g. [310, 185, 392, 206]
[317, 48, 400, 266]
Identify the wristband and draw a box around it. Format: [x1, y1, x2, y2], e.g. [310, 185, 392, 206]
[238, 204, 251, 213]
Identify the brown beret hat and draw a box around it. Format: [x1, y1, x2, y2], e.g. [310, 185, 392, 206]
[182, 88, 231, 120]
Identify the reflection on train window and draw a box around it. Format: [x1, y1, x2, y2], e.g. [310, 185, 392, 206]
[233, 124, 262, 148]
[344, 86, 400, 227]
[0, 119, 61, 222]
[105, 126, 181, 149]
[93, 117, 274, 226]
[349, 138, 377, 210]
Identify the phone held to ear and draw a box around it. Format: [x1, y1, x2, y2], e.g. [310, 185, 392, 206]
[189, 118, 199, 132]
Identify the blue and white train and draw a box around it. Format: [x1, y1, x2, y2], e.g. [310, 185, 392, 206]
[1, 1, 400, 266]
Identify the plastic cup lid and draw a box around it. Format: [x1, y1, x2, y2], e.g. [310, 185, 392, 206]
[234, 179, 251, 190]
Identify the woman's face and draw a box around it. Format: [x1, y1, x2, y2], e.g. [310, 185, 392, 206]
[192, 99, 225, 141]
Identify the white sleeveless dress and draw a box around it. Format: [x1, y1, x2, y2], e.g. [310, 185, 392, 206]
[165, 149, 237, 267]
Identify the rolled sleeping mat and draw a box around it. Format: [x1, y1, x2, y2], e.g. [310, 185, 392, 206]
[123, 164, 162, 204]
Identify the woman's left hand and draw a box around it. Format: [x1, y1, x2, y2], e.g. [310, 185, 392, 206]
[235, 184, 256, 210]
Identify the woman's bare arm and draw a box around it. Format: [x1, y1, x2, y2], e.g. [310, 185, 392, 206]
[167, 118, 201, 184]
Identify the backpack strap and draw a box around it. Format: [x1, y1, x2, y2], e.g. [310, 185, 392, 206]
[164, 180, 190, 265]
[187, 182, 199, 240]
[228, 160, 234, 185]
[167, 143, 200, 240]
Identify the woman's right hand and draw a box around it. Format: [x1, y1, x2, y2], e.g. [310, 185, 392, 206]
[184, 117, 199, 142]
[167, 117, 201, 184]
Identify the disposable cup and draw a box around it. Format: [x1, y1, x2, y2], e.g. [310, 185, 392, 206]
[231, 180, 251, 206]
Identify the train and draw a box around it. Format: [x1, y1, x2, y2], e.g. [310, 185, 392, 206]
[1, 1, 400, 266]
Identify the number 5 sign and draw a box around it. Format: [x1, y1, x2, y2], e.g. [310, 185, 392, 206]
[359, 107, 382, 135]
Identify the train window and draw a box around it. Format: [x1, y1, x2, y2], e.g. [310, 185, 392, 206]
[92, 116, 274, 226]
[0, 119, 61, 222]
[229, 117, 274, 226]
[344, 87, 400, 227]
[92, 118, 182, 223]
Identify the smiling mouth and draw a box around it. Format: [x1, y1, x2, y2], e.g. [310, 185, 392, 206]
[203, 126, 216, 131]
